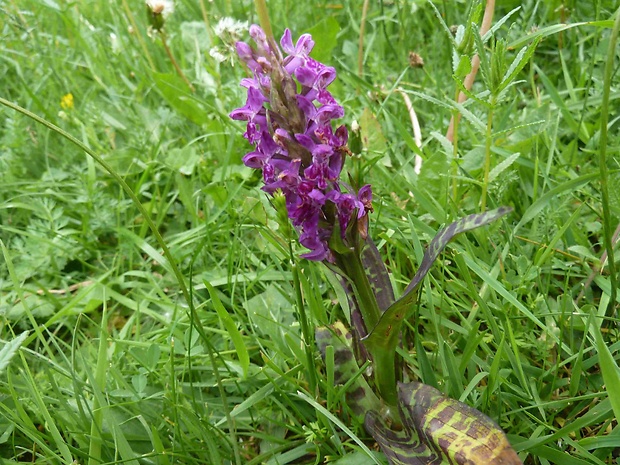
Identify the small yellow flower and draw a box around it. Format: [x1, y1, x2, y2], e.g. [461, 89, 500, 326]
[60, 93, 74, 110]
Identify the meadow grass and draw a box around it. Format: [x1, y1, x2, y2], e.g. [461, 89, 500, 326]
[1, 0, 620, 464]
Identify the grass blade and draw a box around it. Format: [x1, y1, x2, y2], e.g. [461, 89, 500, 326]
[203, 280, 250, 378]
[0, 331, 29, 374]
[590, 316, 620, 422]
[597, 6, 620, 314]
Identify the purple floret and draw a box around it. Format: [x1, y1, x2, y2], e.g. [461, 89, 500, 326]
[230, 25, 372, 261]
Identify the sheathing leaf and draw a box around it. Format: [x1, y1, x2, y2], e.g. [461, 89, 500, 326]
[365, 207, 512, 355]
[315, 322, 381, 417]
[366, 382, 522, 465]
[328, 236, 394, 358]
[361, 236, 396, 312]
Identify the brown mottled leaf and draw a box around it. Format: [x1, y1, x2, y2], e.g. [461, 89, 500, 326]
[361, 236, 395, 313]
[366, 382, 522, 465]
[315, 322, 381, 418]
[364, 207, 512, 357]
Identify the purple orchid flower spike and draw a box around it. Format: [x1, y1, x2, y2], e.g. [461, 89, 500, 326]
[230, 25, 372, 262]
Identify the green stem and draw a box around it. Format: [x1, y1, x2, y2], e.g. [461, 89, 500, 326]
[480, 100, 495, 212]
[600, 7, 620, 315]
[88, 307, 108, 465]
[121, 0, 155, 70]
[199, 0, 215, 45]
[160, 30, 195, 92]
[371, 344, 398, 406]
[291, 260, 318, 395]
[254, 0, 274, 40]
[450, 90, 461, 204]
[337, 249, 396, 404]
[340, 250, 382, 332]
[358, 0, 370, 79]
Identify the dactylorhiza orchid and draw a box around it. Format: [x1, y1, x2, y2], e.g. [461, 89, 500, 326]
[230, 27, 385, 401]
[230, 26, 521, 465]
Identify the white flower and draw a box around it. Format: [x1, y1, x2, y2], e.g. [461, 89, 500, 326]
[146, 0, 174, 18]
[209, 47, 227, 63]
[213, 17, 248, 40]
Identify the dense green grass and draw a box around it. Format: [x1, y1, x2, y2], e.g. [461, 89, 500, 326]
[1, 0, 620, 464]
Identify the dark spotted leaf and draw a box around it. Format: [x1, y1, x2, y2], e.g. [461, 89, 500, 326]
[326, 236, 394, 363]
[364, 207, 512, 355]
[315, 322, 381, 418]
[365, 382, 522, 465]
[362, 236, 396, 313]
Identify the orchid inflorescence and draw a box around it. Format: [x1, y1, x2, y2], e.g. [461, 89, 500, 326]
[230, 23, 520, 465]
[230, 25, 372, 262]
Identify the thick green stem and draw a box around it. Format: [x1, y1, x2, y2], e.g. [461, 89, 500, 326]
[340, 250, 382, 332]
[338, 249, 397, 404]
[371, 345, 398, 406]
[358, 0, 370, 79]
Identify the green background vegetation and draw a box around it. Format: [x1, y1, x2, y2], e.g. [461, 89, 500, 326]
[1, 0, 619, 463]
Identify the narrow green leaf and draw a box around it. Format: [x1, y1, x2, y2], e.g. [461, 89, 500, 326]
[482, 7, 521, 42]
[426, 0, 458, 48]
[149, 424, 171, 465]
[513, 172, 600, 233]
[488, 152, 520, 183]
[598, 6, 620, 314]
[366, 382, 522, 465]
[497, 37, 540, 95]
[525, 445, 593, 465]
[507, 20, 614, 50]
[590, 316, 620, 422]
[111, 422, 140, 465]
[535, 65, 589, 143]
[407, 90, 485, 132]
[0, 332, 29, 374]
[462, 255, 549, 337]
[204, 280, 250, 378]
[88, 307, 109, 465]
[363, 208, 511, 405]
[415, 336, 438, 389]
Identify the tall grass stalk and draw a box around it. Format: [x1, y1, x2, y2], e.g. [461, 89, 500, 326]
[254, 0, 274, 40]
[598, 7, 620, 314]
[481, 100, 495, 212]
[87, 306, 108, 465]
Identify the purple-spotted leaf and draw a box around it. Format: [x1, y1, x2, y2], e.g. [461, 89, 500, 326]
[315, 322, 381, 418]
[326, 236, 394, 362]
[365, 382, 522, 465]
[362, 236, 396, 313]
[364, 207, 512, 354]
